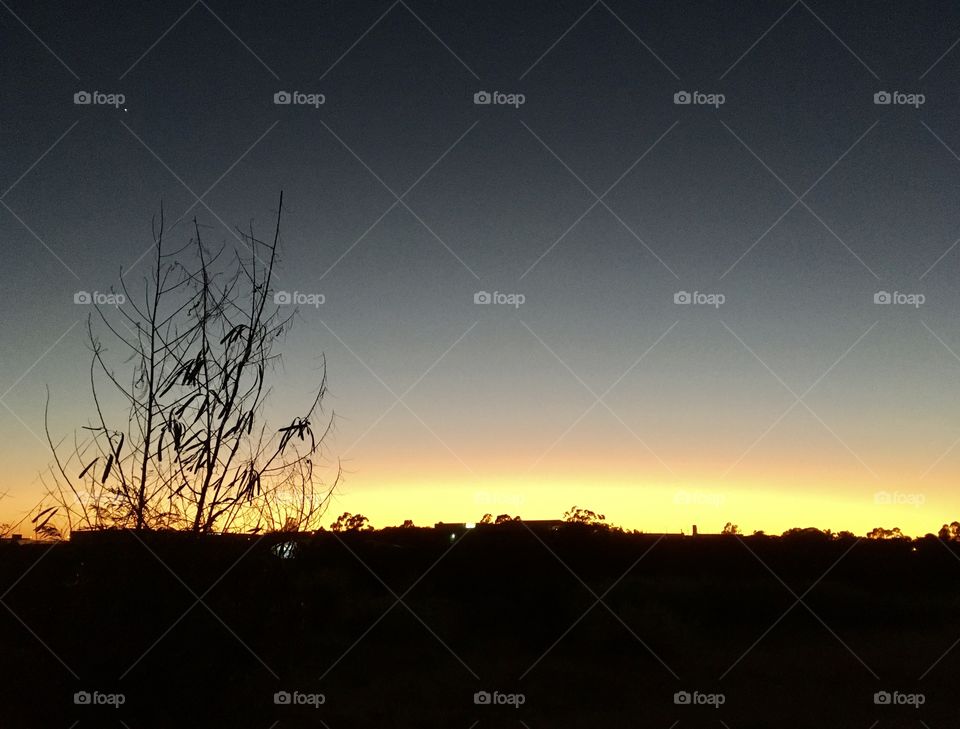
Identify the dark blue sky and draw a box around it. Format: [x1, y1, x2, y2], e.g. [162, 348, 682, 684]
[3, 0, 960, 533]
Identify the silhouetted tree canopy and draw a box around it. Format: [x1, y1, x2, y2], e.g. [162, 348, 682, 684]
[564, 506, 606, 526]
[939, 521, 960, 541]
[330, 512, 371, 532]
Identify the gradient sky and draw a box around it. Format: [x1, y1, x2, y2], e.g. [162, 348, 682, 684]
[3, 0, 960, 535]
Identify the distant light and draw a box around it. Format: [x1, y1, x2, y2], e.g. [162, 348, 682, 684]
[465, 522, 475, 529]
[449, 533, 456, 541]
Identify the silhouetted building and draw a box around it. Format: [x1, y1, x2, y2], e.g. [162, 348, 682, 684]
[434, 519, 564, 539]
[434, 522, 474, 540]
[518, 519, 564, 531]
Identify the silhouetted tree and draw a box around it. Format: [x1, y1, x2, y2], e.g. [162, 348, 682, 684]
[42, 193, 339, 534]
[781, 527, 831, 540]
[938, 521, 960, 541]
[867, 526, 905, 540]
[564, 506, 606, 526]
[330, 512, 371, 532]
[478, 513, 493, 525]
[495, 514, 520, 524]
[399, 519, 415, 528]
[722, 522, 741, 535]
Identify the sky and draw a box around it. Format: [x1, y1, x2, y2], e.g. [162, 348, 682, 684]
[2, 0, 960, 536]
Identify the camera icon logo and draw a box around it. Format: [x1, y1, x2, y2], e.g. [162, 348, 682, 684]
[274, 691, 292, 705]
[474, 290, 492, 304]
[74, 691, 92, 705]
[874, 691, 891, 705]
[474, 690, 492, 705]
[274, 91, 292, 105]
[474, 91, 492, 105]
[674, 91, 692, 105]
[74, 291, 92, 304]
[674, 290, 691, 304]
[873, 290, 891, 304]
[274, 291, 292, 305]
[73, 91, 92, 105]
[874, 91, 892, 105]
[674, 691, 692, 705]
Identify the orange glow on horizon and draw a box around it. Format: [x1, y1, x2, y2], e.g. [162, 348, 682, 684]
[3, 424, 958, 538]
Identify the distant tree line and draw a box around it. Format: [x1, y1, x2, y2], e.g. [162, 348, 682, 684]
[287, 510, 960, 542]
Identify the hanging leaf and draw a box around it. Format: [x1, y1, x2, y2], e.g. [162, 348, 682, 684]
[157, 372, 180, 398]
[31, 506, 58, 524]
[102, 454, 114, 483]
[34, 508, 59, 532]
[78, 457, 99, 479]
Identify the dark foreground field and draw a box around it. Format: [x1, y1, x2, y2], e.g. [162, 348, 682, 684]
[2, 527, 959, 728]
